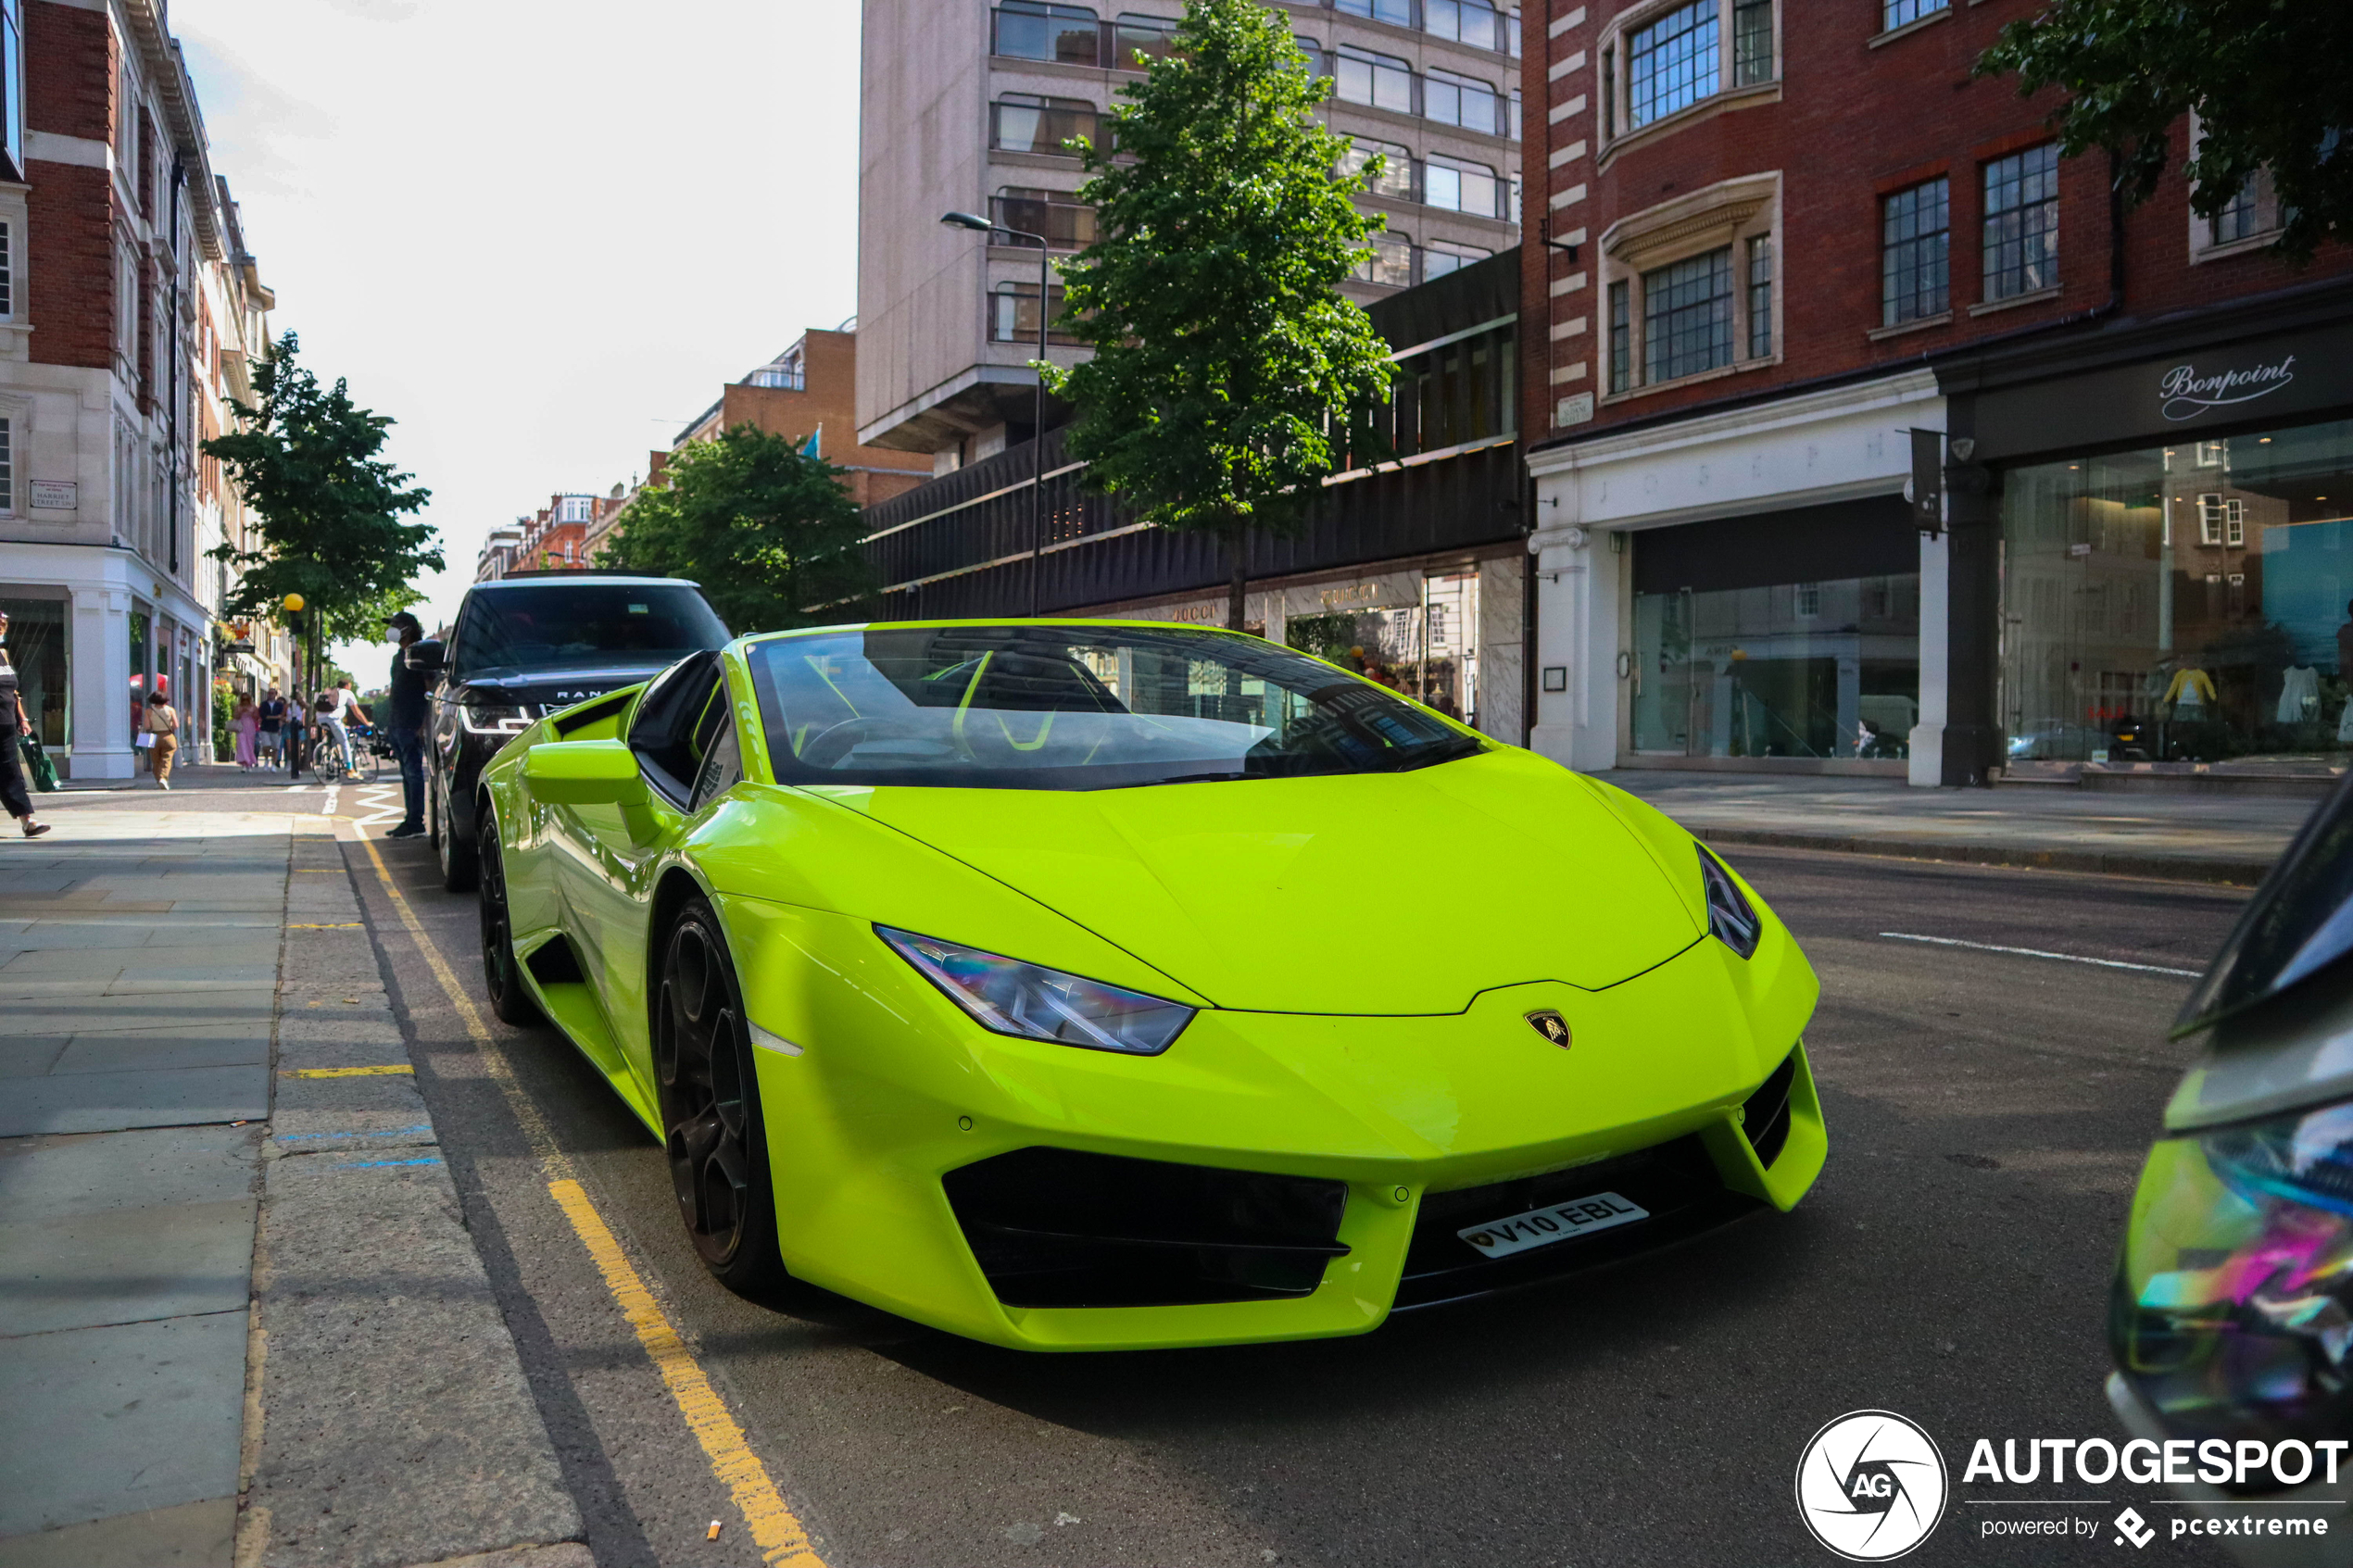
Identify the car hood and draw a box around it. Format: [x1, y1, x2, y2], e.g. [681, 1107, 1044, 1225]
[822, 748, 1705, 1015]
[453, 660, 675, 707]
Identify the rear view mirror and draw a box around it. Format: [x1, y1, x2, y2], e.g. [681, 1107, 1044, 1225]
[405, 639, 447, 673]
[522, 739, 648, 806]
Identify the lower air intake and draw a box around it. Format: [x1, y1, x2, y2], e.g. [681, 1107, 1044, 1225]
[1742, 1051, 1799, 1168]
[943, 1148, 1350, 1309]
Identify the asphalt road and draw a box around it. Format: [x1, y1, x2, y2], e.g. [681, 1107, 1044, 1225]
[61, 776, 2251, 1566]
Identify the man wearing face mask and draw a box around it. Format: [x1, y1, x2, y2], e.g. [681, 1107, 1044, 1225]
[0, 609, 51, 838]
[382, 610, 430, 839]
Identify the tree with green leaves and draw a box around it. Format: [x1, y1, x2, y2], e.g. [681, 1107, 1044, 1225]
[1975, 1, 2351, 259]
[1044, 0, 1396, 630]
[595, 423, 875, 633]
[202, 333, 439, 650]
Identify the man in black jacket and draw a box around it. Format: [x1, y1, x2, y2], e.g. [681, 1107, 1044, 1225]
[383, 611, 430, 839]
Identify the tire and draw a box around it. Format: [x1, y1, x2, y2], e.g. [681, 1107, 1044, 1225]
[655, 899, 788, 1297]
[438, 781, 479, 892]
[476, 810, 543, 1028]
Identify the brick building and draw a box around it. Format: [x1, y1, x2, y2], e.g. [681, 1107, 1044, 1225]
[670, 329, 929, 507]
[1519, 0, 2353, 785]
[0, 0, 283, 776]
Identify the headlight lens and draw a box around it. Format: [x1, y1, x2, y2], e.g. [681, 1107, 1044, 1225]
[2113, 1100, 2353, 1459]
[461, 702, 533, 735]
[876, 926, 1193, 1055]
[1699, 846, 1761, 959]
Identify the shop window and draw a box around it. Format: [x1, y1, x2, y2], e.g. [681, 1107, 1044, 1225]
[1881, 177, 1949, 325]
[0, 593, 69, 747]
[1982, 144, 2060, 301]
[2000, 420, 2353, 767]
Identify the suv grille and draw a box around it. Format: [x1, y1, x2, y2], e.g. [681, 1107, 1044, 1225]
[1394, 1135, 1753, 1311]
[943, 1148, 1350, 1309]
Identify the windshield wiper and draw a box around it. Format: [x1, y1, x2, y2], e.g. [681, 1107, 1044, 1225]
[1148, 771, 1253, 785]
[1393, 736, 1486, 771]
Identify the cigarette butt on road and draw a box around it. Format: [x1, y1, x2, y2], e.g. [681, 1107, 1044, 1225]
[706, 1520, 723, 1540]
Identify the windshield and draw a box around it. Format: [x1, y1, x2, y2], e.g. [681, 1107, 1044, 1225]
[747, 624, 1482, 790]
[452, 585, 729, 677]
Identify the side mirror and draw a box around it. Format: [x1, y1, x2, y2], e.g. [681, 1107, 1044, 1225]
[405, 639, 447, 673]
[522, 739, 648, 807]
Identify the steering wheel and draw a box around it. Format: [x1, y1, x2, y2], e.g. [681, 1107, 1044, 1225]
[798, 716, 912, 770]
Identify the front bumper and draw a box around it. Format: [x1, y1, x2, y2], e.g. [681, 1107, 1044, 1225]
[723, 896, 1825, 1350]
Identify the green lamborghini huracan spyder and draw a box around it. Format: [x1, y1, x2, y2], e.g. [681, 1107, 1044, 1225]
[473, 620, 1825, 1350]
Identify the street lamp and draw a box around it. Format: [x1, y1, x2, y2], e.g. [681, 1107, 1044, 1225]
[281, 593, 308, 695]
[942, 208, 1051, 618]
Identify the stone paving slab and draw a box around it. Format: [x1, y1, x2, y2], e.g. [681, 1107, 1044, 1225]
[0, 1065, 271, 1137]
[0, 1310, 248, 1537]
[0, 1497, 237, 1568]
[0, 1198, 257, 1335]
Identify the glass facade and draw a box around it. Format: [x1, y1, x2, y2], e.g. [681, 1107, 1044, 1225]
[1632, 575, 1921, 759]
[2001, 417, 2353, 765]
[0, 592, 67, 746]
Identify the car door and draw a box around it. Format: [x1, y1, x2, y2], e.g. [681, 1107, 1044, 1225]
[550, 651, 736, 1094]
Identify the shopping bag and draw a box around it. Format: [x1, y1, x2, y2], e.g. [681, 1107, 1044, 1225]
[19, 736, 57, 792]
[135, 732, 157, 749]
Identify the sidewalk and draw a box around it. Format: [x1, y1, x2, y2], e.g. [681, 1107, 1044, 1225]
[0, 799, 580, 1568]
[1594, 771, 2321, 884]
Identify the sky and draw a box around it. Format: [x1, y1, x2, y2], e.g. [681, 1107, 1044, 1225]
[172, 0, 863, 674]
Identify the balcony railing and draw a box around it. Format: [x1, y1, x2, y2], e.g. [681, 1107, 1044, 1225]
[990, 193, 1099, 250]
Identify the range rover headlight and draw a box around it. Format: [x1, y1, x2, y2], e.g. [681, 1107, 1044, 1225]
[1699, 846, 1762, 960]
[461, 702, 534, 735]
[2113, 1099, 2353, 1464]
[877, 926, 1193, 1056]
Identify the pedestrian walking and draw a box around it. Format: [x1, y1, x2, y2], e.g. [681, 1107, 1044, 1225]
[142, 688, 181, 789]
[382, 611, 430, 838]
[232, 695, 259, 769]
[284, 690, 307, 777]
[257, 686, 286, 767]
[0, 608, 51, 838]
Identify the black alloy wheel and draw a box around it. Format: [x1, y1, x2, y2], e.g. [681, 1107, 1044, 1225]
[438, 778, 478, 892]
[656, 899, 787, 1294]
[476, 809, 542, 1027]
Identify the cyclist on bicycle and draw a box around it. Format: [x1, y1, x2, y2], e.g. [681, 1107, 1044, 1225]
[312, 679, 371, 777]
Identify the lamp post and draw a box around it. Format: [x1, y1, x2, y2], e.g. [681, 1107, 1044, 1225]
[281, 594, 307, 696]
[942, 209, 1051, 618]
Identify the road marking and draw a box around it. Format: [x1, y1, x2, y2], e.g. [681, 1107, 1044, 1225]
[283, 1064, 415, 1078]
[352, 831, 824, 1568]
[550, 1178, 823, 1567]
[321, 784, 339, 816]
[1879, 932, 2203, 978]
[330, 1156, 444, 1170]
[288, 922, 365, 930]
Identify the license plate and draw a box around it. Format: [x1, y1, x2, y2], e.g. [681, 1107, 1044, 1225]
[1456, 1191, 1650, 1259]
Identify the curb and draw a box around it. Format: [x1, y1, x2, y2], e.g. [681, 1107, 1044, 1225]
[234, 826, 584, 1568]
[1693, 827, 2276, 887]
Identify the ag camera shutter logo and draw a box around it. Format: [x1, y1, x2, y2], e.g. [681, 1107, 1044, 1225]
[1795, 1410, 1948, 1561]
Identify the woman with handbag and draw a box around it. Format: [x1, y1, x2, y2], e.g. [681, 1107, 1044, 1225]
[232, 695, 259, 769]
[142, 688, 181, 789]
[0, 608, 51, 837]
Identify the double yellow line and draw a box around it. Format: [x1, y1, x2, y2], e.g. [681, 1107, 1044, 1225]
[353, 833, 823, 1568]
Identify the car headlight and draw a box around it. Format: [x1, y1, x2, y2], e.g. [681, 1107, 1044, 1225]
[1699, 846, 1762, 959]
[876, 926, 1194, 1055]
[2112, 1099, 2353, 1461]
[461, 702, 533, 735]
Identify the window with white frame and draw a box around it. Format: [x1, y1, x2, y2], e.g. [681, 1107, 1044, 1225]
[2197, 494, 2246, 546]
[0, 220, 12, 320]
[1881, 0, 1946, 31]
[0, 417, 13, 513]
[1600, 176, 1778, 395]
[1603, 0, 1773, 144]
[1982, 144, 2060, 301]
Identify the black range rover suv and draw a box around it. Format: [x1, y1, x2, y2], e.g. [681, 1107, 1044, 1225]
[411, 573, 729, 889]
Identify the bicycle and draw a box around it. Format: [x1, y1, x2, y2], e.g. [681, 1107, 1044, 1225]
[305, 726, 364, 784]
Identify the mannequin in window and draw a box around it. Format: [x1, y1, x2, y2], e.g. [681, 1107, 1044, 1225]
[2281, 666, 2322, 724]
[2164, 666, 2217, 719]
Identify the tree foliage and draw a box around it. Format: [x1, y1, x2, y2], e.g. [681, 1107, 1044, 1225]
[1974, 0, 2352, 259]
[1043, 0, 1395, 626]
[201, 332, 439, 643]
[594, 423, 875, 633]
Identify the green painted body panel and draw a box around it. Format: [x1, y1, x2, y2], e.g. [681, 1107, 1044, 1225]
[475, 626, 1829, 1350]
